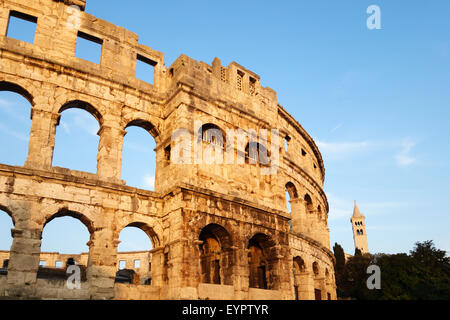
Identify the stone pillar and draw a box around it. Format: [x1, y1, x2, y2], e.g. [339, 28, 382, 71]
[149, 247, 164, 287]
[6, 228, 41, 298]
[290, 198, 306, 234]
[297, 271, 315, 300]
[86, 228, 117, 299]
[233, 244, 249, 299]
[96, 123, 126, 182]
[25, 108, 59, 170]
[317, 277, 327, 300]
[276, 250, 292, 299]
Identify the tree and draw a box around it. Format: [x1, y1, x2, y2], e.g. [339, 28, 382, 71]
[410, 240, 450, 276]
[333, 243, 346, 298]
[335, 240, 450, 300]
[333, 243, 346, 276]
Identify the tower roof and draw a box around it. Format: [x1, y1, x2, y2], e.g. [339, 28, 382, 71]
[352, 200, 364, 219]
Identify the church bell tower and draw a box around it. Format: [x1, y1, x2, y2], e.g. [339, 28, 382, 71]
[351, 200, 369, 254]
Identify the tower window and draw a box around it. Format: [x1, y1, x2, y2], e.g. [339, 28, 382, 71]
[249, 77, 256, 95]
[237, 70, 244, 91]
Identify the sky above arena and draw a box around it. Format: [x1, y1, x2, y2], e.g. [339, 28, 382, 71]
[0, 0, 449, 256]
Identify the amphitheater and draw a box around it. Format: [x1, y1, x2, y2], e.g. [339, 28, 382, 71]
[0, 0, 336, 299]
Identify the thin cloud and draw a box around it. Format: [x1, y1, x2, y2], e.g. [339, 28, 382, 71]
[0, 98, 29, 122]
[330, 123, 342, 133]
[394, 139, 417, 166]
[316, 140, 370, 155]
[0, 122, 29, 141]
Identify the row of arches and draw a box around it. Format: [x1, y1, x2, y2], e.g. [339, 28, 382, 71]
[0, 81, 159, 190]
[198, 223, 279, 290]
[1, 206, 334, 297]
[285, 182, 325, 227]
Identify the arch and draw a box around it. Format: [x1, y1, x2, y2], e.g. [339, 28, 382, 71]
[43, 208, 95, 236]
[312, 261, 319, 276]
[245, 142, 269, 164]
[304, 194, 313, 212]
[121, 121, 157, 189]
[293, 256, 306, 273]
[120, 222, 160, 249]
[198, 223, 233, 285]
[248, 233, 278, 290]
[199, 223, 232, 249]
[0, 81, 34, 105]
[0, 206, 15, 253]
[125, 119, 159, 139]
[198, 123, 225, 147]
[58, 100, 103, 127]
[0, 204, 15, 226]
[285, 182, 298, 199]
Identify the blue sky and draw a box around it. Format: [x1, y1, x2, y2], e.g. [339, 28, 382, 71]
[0, 0, 449, 256]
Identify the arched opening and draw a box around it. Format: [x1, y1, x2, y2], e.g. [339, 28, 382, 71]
[116, 222, 156, 285]
[304, 194, 313, 213]
[122, 120, 157, 190]
[245, 142, 269, 165]
[248, 233, 278, 290]
[293, 256, 306, 300]
[0, 82, 33, 166]
[312, 261, 322, 300]
[197, 123, 225, 165]
[53, 101, 101, 173]
[198, 123, 224, 148]
[285, 182, 298, 230]
[0, 208, 14, 273]
[40, 210, 92, 281]
[198, 223, 233, 285]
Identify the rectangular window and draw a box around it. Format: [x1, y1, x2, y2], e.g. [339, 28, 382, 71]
[237, 70, 244, 91]
[164, 145, 171, 163]
[134, 259, 140, 269]
[6, 11, 37, 44]
[136, 54, 157, 84]
[55, 261, 63, 268]
[39, 260, 46, 267]
[119, 260, 126, 270]
[220, 67, 227, 82]
[249, 77, 256, 95]
[75, 31, 103, 64]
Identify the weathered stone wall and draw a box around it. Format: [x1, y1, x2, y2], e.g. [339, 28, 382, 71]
[0, 0, 336, 300]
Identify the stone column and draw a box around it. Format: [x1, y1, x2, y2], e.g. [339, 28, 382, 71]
[297, 271, 315, 300]
[96, 123, 126, 182]
[149, 247, 164, 287]
[86, 228, 117, 299]
[6, 228, 41, 298]
[290, 198, 306, 234]
[25, 108, 59, 170]
[233, 244, 249, 299]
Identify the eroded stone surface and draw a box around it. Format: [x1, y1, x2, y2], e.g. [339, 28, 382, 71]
[0, 0, 336, 300]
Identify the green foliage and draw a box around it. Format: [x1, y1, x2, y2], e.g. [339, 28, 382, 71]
[335, 240, 450, 300]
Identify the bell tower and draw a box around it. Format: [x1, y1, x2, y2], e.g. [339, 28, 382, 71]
[350, 200, 369, 254]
